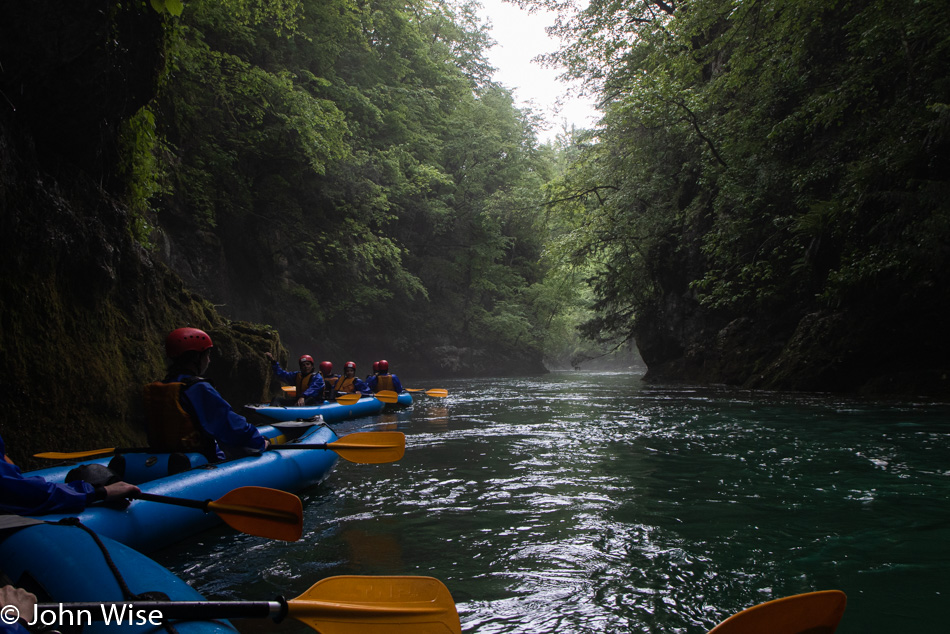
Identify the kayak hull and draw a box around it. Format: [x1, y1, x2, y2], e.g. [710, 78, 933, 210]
[0, 522, 237, 634]
[245, 392, 412, 422]
[245, 397, 385, 423]
[32, 424, 339, 552]
[385, 392, 414, 410]
[26, 424, 294, 485]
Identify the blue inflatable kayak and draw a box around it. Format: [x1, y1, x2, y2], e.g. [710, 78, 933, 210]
[32, 424, 339, 552]
[245, 397, 385, 423]
[27, 423, 303, 485]
[246, 392, 412, 423]
[0, 521, 237, 634]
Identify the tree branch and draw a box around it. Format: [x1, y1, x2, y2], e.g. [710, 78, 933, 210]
[668, 98, 729, 168]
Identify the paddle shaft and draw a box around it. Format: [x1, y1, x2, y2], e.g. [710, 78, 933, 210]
[133, 491, 300, 523]
[134, 491, 208, 511]
[37, 431, 403, 464]
[273, 432, 405, 464]
[33, 575, 461, 633]
[35, 600, 283, 622]
[406, 389, 448, 397]
[35, 598, 447, 621]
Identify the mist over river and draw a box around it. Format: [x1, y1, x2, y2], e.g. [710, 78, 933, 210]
[158, 373, 950, 633]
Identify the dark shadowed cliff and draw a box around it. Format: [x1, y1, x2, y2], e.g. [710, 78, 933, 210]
[0, 2, 283, 468]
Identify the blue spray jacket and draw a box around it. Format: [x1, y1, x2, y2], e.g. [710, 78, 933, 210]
[0, 434, 95, 515]
[0, 621, 29, 634]
[172, 374, 267, 460]
[271, 363, 325, 401]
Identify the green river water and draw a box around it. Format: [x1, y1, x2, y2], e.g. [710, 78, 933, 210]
[158, 372, 950, 633]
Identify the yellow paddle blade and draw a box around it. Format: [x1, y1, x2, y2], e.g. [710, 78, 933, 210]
[406, 389, 448, 398]
[207, 486, 303, 542]
[375, 390, 400, 404]
[288, 576, 461, 634]
[329, 432, 405, 464]
[281, 386, 297, 396]
[335, 393, 362, 405]
[707, 590, 847, 634]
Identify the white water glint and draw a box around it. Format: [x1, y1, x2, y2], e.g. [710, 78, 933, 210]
[159, 374, 950, 633]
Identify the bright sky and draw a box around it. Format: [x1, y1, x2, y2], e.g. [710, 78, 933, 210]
[477, 0, 599, 143]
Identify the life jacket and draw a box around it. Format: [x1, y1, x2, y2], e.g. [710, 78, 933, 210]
[333, 376, 358, 394]
[143, 377, 217, 457]
[320, 373, 338, 400]
[296, 371, 315, 398]
[375, 374, 395, 392]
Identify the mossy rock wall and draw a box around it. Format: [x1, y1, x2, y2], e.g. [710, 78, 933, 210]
[0, 4, 286, 470]
[0, 145, 285, 470]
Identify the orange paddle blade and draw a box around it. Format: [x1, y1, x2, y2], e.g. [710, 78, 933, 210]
[406, 389, 448, 397]
[329, 432, 405, 464]
[288, 576, 461, 634]
[35, 447, 116, 459]
[374, 390, 400, 404]
[707, 590, 847, 634]
[208, 486, 303, 542]
[281, 386, 297, 396]
[334, 393, 362, 405]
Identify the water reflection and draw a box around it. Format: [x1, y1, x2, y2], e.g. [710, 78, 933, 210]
[341, 525, 404, 569]
[159, 374, 950, 633]
[422, 404, 450, 431]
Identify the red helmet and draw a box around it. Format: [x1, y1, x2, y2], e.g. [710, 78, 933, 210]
[344, 361, 356, 370]
[299, 355, 314, 365]
[378, 359, 389, 373]
[165, 328, 213, 359]
[372, 361, 380, 373]
[319, 361, 333, 374]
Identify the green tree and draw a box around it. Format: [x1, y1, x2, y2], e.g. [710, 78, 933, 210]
[532, 0, 950, 388]
[138, 0, 558, 374]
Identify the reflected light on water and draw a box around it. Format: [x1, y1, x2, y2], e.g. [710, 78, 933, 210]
[159, 374, 950, 634]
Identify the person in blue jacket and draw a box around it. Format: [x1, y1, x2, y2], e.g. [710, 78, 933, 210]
[144, 328, 269, 461]
[0, 434, 140, 516]
[367, 359, 405, 394]
[366, 360, 380, 382]
[264, 351, 325, 405]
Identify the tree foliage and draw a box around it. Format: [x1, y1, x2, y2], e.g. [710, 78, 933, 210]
[109, 0, 950, 386]
[127, 0, 556, 373]
[532, 0, 950, 387]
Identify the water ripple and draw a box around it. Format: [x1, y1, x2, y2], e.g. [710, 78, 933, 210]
[158, 374, 950, 634]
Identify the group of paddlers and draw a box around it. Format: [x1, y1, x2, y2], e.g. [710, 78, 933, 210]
[264, 352, 404, 407]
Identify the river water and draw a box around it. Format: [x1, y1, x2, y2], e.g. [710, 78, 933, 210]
[158, 372, 950, 633]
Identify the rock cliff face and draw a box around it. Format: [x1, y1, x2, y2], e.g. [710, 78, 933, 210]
[0, 3, 281, 468]
[635, 294, 950, 398]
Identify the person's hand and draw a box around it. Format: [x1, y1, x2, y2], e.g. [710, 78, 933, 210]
[263, 438, 271, 450]
[264, 351, 274, 361]
[0, 585, 36, 624]
[296, 397, 305, 406]
[102, 482, 141, 501]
